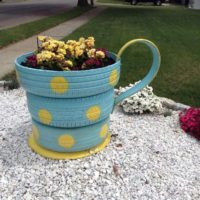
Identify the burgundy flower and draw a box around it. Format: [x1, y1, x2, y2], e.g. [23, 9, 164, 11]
[85, 58, 102, 68]
[26, 55, 37, 67]
[85, 58, 96, 66]
[179, 107, 200, 140]
[94, 59, 101, 66]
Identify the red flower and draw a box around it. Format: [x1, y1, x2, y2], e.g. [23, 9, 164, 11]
[26, 55, 37, 67]
[85, 58, 96, 66]
[179, 107, 200, 140]
[85, 58, 102, 67]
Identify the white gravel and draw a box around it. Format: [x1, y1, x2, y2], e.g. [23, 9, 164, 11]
[0, 89, 200, 200]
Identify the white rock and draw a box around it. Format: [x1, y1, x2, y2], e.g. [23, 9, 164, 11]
[0, 88, 199, 200]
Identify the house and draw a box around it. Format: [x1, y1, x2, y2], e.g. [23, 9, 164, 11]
[190, 0, 200, 9]
[179, 0, 200, 9]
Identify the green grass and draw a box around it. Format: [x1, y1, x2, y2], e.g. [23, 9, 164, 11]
[64, 6, 200, 106]
[97, 0, 127, 4]
[0, 7, 91, 48]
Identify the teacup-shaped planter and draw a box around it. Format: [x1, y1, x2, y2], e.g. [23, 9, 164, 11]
[15, 39, 160, 159]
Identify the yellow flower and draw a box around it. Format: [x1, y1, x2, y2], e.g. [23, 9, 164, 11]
[85, 36, 95, 48]
[88, 36, 94, 41]
[41, 41, 57, 51]
[54, 54, 65, 60]
[64, 44, 70, 50]
[68, 45, 74, 52]
[79, 43, 86, 50]
[35, 36, 100, 70]
[57, 48, 66, 55]
[66, 40, 77, 46]
[79, 37, 85, 43]
[75, 46, 83, 58]
[47, 36, 53, 41]
[75, 50, 83, 58]
[65, 60, 73, 67]
[38, 35, 47, 42]
[48, 44, 57, 50]
[64, 45, 75, 56]
[76, 42, 81, 46]
[87, 48, 96, 58]
[36, 51, 55, 63]
[57, 41, 65, 48]
[42, 42, 49, 48]
[96, 50, 105, 59]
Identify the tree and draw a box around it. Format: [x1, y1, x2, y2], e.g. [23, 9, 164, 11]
[77, 0, 89, 6]
[77, 0, 94, 7]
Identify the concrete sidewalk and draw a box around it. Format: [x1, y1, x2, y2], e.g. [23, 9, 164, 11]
[0, 0, 75, 30]
[0, 7, 106, 78]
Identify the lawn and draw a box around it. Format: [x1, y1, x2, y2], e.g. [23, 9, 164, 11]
[64, 6, 200, 107]
[97, 0, 128, 4]
[0, 7, 91, 48]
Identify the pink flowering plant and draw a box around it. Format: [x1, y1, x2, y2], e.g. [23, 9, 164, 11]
[179, 107, 200, 140]
[22, 36, 115, 71]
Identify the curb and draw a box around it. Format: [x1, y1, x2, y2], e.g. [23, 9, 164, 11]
[159, 97, 190, 111]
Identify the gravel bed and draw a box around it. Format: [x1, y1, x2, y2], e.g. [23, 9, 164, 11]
[0, 89, 200, 200]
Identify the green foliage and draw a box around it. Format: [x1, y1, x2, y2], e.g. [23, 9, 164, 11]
[64, 6, 200, 106]
[97, 0, 127, 4]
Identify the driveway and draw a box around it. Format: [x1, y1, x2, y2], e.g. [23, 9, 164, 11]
[0, 0, 76, 30]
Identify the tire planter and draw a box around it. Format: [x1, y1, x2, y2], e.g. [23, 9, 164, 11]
[15, 39, 161, 159]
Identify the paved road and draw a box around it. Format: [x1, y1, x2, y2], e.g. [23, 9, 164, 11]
[0, 0, 76, 30]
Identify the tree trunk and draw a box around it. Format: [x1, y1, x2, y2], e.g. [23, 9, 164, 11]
[90, 0, 94, 6]
[185, 0, 189, 6]
[77, 0, 89, 6]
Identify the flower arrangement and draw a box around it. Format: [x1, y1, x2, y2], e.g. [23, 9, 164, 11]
[116, 81, 163, 114]
[179, 107, 200, 140]
[22, 36, 115, 71]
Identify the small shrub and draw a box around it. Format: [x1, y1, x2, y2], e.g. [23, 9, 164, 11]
[116, 81, 163, 114]
[1, 70, 19, 90]
[179, 107, 200, 140]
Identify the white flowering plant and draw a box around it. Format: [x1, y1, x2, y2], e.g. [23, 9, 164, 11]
[116, 81, 163, 114]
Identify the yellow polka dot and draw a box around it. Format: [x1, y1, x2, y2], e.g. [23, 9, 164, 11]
[50, 77, 68, 94]
[38, 109, 52, 125]
[109, 69, 118, 86]
[58, 134, 75, 148]
[86, 106, 101, 121]
[100, 124, 108, 138]
[32, 125, 39, 141]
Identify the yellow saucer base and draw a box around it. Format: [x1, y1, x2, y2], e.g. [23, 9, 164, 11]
[28, 133, 111, 160]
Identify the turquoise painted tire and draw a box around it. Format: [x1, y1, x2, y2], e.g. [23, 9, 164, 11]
[15, 52, 120, 98]
[27, 90, 114, 128]
[15, 39, 161, 158]
[32, 118, 110, 152]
